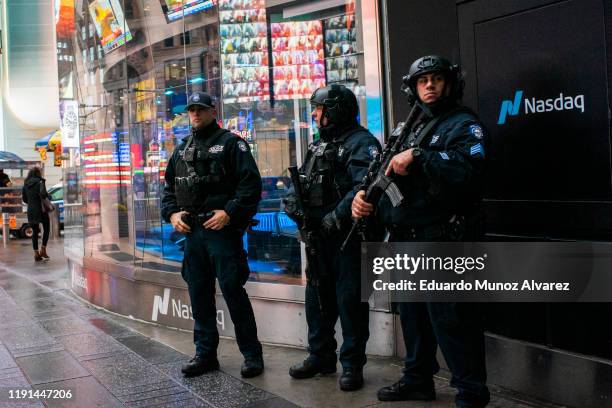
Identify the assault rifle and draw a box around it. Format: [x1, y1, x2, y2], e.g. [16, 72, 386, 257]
[340, 102, 422, 251]
[287, 166, 327, 315]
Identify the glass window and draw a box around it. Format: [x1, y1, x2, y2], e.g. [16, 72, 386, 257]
[218, 0, 382, 285]
[60, 0, 383, 285]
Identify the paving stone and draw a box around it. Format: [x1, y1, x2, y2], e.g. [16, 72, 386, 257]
[37, 279, 69, 290]
[0, 324, 57, 355]
[56, 332, 123, 360]
[81, 352, 170, 396]
[0, 344, 17, 370]
[117, 335, 186, 365]
[30, 308, 75, 322]
[5, 287, 54, 302]
[38, 316, 96, 338]
[116, 383, 207, 407]
[17, 351, 89, 385]
[0, 367, 22, 381]
[0, 310, 34, 332]
[16, 298, 69, 315]
[0, 278, 40, 292]
[33, 376, 123, 408]
[11, 343, 65, 359]
[0, 366, 30, 388]
[86, 316, 138, 339]
[157, 362, 275, 408]
[245, 398, 301, 408]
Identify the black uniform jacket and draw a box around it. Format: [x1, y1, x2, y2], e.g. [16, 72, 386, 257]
[378, 106, 486, 227]
[161, 121, 262, 228]
[295, 125, 381, 227]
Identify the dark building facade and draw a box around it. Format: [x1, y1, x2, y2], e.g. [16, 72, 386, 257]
[383, 1, 612, 406]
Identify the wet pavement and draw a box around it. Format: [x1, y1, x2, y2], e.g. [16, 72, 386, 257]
[0, 240, 561, 407]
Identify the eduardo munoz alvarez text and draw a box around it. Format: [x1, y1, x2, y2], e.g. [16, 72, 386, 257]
[370, 254, 571, 292]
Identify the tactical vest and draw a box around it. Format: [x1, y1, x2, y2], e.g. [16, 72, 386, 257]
[174, 128, 235, 211]
[301, 129, 361, 209]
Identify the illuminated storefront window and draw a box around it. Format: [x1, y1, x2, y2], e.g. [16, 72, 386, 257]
[57, 0, 384, 286]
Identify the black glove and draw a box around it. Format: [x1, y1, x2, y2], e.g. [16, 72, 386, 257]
[321, 210, 342, 237]
[283, 195, 302, 224]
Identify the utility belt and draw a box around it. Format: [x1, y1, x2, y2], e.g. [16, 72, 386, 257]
[388, 215, 469, 241]
[175, 174, 223, 187]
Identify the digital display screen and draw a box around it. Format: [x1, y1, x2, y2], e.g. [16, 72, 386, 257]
[271, 21, 326, 100]
[55, 0, 75, 37]
[324, 14, 359, 84]
[88, 0, 132, 54]
[219, 0, 270, 104]
[162, 0, 216, 23]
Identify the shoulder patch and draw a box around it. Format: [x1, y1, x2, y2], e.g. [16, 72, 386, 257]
[209, 145, 224, 153]
[337, 146, 345, 158]
[470, 143, 485, 157]
[237, 140, 248, 152]
[368, 145, 380, 159]
[430, 134, 440, 145]
[469, 124, 484, 139]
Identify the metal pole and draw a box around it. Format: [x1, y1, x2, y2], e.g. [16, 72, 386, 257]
[2, 213, 9, 247]
[50, 210, 60, 240]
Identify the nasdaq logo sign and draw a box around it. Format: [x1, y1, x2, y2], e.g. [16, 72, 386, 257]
[497, 90, 585, 125]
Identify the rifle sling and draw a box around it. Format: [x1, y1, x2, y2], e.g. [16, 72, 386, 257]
[410, 106, 466, 148]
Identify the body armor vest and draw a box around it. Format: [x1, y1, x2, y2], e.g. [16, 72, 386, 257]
[175, 128, 234, 211]
[301, 129, 360, 209]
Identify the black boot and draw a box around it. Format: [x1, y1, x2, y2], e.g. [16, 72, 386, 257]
[181, 355, 219, 377]
[339, 367, 363, 391]
[241, 356, 264, 378]
[377, 379, 436, 401]
[289, 356, 336, 379]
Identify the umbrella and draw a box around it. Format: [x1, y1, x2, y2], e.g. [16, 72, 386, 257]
[34, 130, 61, 151]
[0, 151, 24, 162]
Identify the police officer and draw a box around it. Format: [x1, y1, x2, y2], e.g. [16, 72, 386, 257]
[285, 85, 382, 391]
[352, 56, 490, 407]
[161, 92, 264, 378]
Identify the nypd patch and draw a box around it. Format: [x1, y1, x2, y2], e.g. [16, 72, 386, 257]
[469, 124, 484, 139]
[237, 141, 248, 152]
[368, 145, 379, 159]
[430, 134, 440, 145]
[209, 145, 224, 153]
[193, 94, 200, 102]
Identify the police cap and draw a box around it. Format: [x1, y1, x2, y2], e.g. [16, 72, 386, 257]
[186, 92, 215, 110]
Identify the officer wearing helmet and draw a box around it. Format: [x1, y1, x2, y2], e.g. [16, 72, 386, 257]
[284, 84, 381, 391]
[352, 56, 490, 407]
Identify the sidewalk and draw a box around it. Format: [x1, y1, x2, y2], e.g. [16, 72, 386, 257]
[0, 239, 561, 408]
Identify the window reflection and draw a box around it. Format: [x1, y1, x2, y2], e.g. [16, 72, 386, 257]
[60, 0, 382, 286]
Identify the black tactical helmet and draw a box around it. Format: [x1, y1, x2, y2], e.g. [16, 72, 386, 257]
[310, 84, 359, 124]
[402, 55, 464, 100]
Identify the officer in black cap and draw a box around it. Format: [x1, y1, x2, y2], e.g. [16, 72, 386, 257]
[352, 56, 490, 407]
[161, 91, 264, 378]
[285, 84, 382, 391]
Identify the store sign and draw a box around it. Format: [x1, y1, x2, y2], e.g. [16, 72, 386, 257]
[71, 268, 88, 291]
[151, 288, 225, 329]
[60, 100, 79, 148]
[497, 90, 586, 125]
[473, 0, 609, 199]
